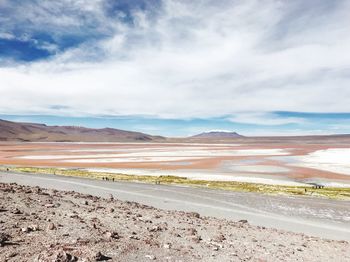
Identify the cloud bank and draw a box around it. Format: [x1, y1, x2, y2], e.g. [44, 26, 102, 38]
[0, 0, 350, 121]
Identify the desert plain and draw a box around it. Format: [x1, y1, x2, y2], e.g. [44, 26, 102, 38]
[1, 138, 350, 261]
[1, 138, 350, 188]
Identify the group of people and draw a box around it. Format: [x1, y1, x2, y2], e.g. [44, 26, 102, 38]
[101, 176, 162, 185]
[102, 177, 115, 182]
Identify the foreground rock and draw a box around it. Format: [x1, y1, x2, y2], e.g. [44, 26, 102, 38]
[0, 183, 349, 261]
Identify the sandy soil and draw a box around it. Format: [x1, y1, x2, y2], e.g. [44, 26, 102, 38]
[1, 182, 349, 262]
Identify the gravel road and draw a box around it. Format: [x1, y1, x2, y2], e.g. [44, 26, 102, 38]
[1, 171, 349, 241]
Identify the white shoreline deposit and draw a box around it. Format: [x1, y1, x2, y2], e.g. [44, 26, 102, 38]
[63, 156, 210, 163]
[224, 164, 290, 173]
[66, 146, 230, 153]
[292, 148, 350, 176]
[17, 148, 290, 161]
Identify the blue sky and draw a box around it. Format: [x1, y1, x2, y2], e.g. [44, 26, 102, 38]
[1, 112, 350, 137]
[0, 0, 350, 136]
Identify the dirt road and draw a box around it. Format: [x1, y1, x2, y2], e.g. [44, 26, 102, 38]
[1, 171, 349, 241]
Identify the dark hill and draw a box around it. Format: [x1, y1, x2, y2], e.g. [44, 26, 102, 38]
[0, 119, 164, 142]
[190, 131, 243, 139]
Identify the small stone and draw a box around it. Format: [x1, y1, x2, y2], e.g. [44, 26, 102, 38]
[238, 219, 248, 224]
[31, 224, 39, 231]
[7, 252, 18, 258]
[104, 231, 120, 240]
[94, 251, 112, 261]
[149, 225, 162, 232]
[47, 223, 56, 230]
[191, 235, 202, 243]
[188, 228, 197, 236]
[188, 212, 200, 218]
[145, 255, 156, 260]
[163, 243, 171, 249]
[215, 234, 226, 242]
[12, 208, 22, 214]
[0, 233, 10, 247]
[55, 251, 78, 262]
[21, 227, 31, 233]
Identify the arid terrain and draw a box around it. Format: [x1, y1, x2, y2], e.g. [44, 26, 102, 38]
[1, 139, 350, 187]
[1, 119, 350, 261]
[1, 119, 350, 187]
[1, 182, 349, 262]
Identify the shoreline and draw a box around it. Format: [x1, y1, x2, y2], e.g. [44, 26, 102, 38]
[2, 165, 349, 200]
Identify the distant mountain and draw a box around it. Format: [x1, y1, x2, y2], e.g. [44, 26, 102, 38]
[0, 119, 165, 142]
[190, 131, 243, 139]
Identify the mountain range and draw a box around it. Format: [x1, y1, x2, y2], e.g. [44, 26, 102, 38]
[190, 131, 243, 139]
[0, 119, 164, 142]
[0, 119, 246, 142]
[3, 119, 348, 143]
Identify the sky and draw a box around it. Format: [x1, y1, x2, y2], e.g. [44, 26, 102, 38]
[0, 0, 350, 136]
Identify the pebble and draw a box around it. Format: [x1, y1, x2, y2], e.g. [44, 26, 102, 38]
[163, 243, 171, 249]
[12, 208, 22, 214]
[145, 255, 156, 260]
[104, 231, 120, 240]
[94, 251, 112, 261]
[129, 235, 140, 240]
[188, 212, 200, 219]
[0, 233, 10, 247]
[7, 252, 18, 258]
[21, 227, 31, 233]
[31, 224, 39, 231]
[55, 251, 78, 262]
[47, 223, 56, 230]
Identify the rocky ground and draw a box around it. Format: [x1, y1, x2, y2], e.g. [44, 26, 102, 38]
[0, 183, 349, 262]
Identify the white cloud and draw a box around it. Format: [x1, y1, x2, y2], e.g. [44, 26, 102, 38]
[1, 0, 350, 119]
[0, 32, 15, 40]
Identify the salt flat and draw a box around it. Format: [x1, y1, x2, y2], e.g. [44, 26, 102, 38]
[1, 142, 350, 187]
[293, 148, 350, 176]
[18, 148, 289, 160]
